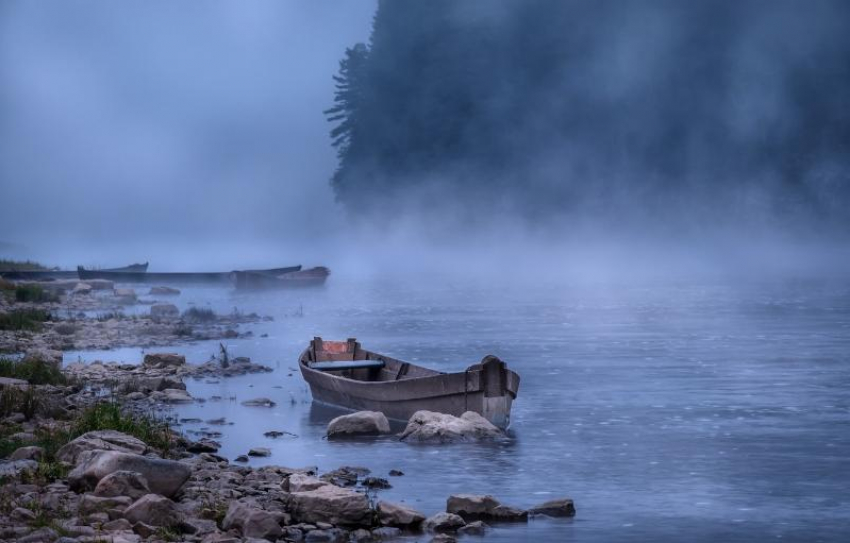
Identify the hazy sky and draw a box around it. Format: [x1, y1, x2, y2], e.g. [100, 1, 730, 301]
[0, 1, 375, 266]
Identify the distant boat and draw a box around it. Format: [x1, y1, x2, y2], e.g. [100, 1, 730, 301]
[233, 266, 330, 290]
[0, 262, 147, 281]
[77, 265, 302, 285]
[299, 337, 520, 429]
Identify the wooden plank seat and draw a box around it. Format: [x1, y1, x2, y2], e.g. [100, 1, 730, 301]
[310, 360, 386, 372]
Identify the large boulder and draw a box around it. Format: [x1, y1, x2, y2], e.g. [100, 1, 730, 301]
[221, 500, 283, 540]
[123, 494, 182, 527]
[377, 501, 425, 528]
[68, 451, 191, 498]
[399, 411, 505, 443]
[56, 430, 147, 464]
[327, 411, 391, 438]
[142, 353, 185, 369]
[94, 470, 151, 500]
[446, 494, 527, 522]
[422, 512, 466, 533]
[287, 484, 372, 526]
[149, 304, 179, 320]
[529, 498, 576, 517]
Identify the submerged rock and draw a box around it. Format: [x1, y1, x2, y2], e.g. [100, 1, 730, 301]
[247, 447, 271, 457]
[326, 411, 391, 438]
[529, 498, 576, 517]
[422, 512, 466, 533]
[446, 494, 527, 522]
[399, 411, 505, 443]
[241, 397, 276, 407]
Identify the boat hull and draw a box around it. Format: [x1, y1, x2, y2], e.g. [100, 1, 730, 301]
[234, 267, 329, 290]
[76, 265, 302, 285]
[299, 338, 519, 429]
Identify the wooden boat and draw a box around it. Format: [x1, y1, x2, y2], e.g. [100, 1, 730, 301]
[77, 265, 302, 284]
[234, 266, 330, 290]
[299, 337, 520, 429]
[1, 262, 146, 281]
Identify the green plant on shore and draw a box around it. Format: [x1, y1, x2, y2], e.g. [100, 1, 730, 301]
[72, 402, 172, 456]
[0, 278, 14, 291]
[14, 284, 59, 303]
[95, 310, 126, 321]
[0, 259, 50, 272]
[0, 384, 42, 419]
[0, 357, 66, 385]
[0, 308, 52, 331]
[183, 306, 216, 323]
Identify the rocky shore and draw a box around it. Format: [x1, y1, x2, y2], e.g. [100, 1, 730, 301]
[1, 279, 266, 355]
[0, 353, 574, 542]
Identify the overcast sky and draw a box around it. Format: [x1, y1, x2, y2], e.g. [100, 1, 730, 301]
[0, 1, 375, 267]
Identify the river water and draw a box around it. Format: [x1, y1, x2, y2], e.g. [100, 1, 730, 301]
[65, 277, 850, 542]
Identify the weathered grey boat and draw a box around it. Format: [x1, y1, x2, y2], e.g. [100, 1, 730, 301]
[299, 337, 520, 429]
[234, 266, 330, 290]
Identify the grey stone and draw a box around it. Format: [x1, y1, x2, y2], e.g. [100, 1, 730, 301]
[400, 411, 505, 443]
[241, 397, 276, 407]
[457, 520, 489, 535]
[69, 451, 191, 498]
[326, 411, 390, 438]
[123, 494, 182, 527]
[221, 500, 283, 540]
[9, 445, 44, 461]
[94, 470, 151, 500]
[56, 430, 147, 464]
[422, 512, 465, 533]
[287, 484, 372, 526]
[142, 353, 186, 369]
[377, 500, 425, 528]
[529, 497, 576, 517]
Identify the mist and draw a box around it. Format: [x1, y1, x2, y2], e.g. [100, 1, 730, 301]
[2, 0, 849, 281]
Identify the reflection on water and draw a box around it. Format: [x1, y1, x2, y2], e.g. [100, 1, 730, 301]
[65, 278, 850, 542]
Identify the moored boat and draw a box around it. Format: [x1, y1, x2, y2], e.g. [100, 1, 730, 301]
[299, 337, 520, 429]
[234, 266, 330, 290]
[76, 264, 302, 284]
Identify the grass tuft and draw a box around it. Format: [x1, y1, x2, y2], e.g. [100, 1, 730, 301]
[14, 284, 59, 303]
[0, 308, 52, 331]
[0, 357, 66, 385]
[0, 259, 50, 272]
[183, 306, 216, 323]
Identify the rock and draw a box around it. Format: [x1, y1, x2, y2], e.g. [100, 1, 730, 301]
[446, 494, 527, 522]
[388, 469, 404, 477]
[241, 397, 276, 407]
[285, 473, 330, 493]
[376, 501, 425, 528]
[326, 411, 391, 438]
[186, 439, 220, 453]
[150, 388, 193, 403]
[422, 512, 466, 533]
[235, 455, 249, 463]
[149, 286, 181, 296]
[0, 459, 37, 477]
[320, 466, 369, 487]
[56, 430, 147, 464]
[114, 288, 137, 303]
[9, 445, 44, 461]
[142, 353, 186, 369]
[349, 528, 371, 542]
[73, 282, 93, 295]
[247, 447, 271, 457]
[86, 279, 114, 290]
[529, 497, 576, 517]
[362, 476, 391, 489]
[371, 527, 402, 540]
[102, 518, 133, 531]
[305, 528, 348, 542]
[68, 451, 191, 498]
[17, 527, 58, 543]
[11, 507, 36, 522]
[457, 520, 489, 535]
[399, 411, 505, 443]
[221, 501, 283, 540]
[287, 484, 372, 526]
[94, 470, 151, 500]
[78, 494, 133, 514]
[22, 348, 63, 369]
[123, 494, 182, 527]
[429, 535, 458, 543]
[135, 375, 186, 392]
[150, 303, 180, 320]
